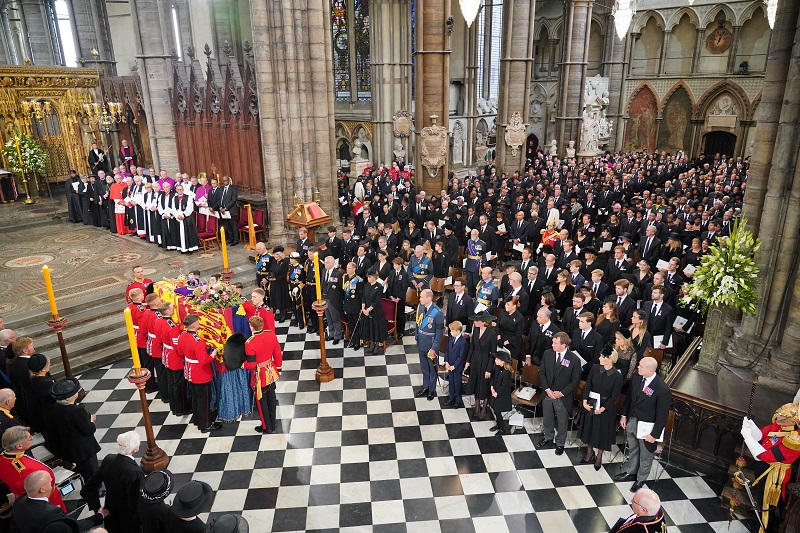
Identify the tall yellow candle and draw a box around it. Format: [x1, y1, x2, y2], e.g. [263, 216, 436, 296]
[313, 252, 322, 301]
[41, 265, 59, 316]
[123, 307, 142, 368]
[220, 227, 229, 268]
[14, 138, 23, 171]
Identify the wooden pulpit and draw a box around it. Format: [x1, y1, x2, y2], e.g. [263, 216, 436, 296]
[286, 201, 332, 244]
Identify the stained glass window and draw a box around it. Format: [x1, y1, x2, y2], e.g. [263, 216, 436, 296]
[354, 0, 371, 101]
[332, 0, 351, 101]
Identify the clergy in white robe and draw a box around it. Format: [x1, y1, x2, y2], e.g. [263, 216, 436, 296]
[169, 184, 200, 253]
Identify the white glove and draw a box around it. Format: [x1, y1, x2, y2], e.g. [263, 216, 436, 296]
[742, 417, 762, 441]
[292, 287, 299, 295]
[741, 433, 766, 461]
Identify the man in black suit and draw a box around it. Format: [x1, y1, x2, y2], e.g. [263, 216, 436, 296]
[560, 295, 586, 337]
[571, 312, 604, 379]
[605, 244, 632, 285]
[218, 176, 239, 245]
[321, 256, 344, 343]
[518, 248, 535, 278]
[477, 214, 496, 258]
[509, 211, 530, 258]
[87, 142, 110, 174]
[523, 266, 546, 317]
[540, 254, 558, 288]
[323, 226, 344, 265]
[643, 286, 675, 349]
[341, 228, 359, 265]
[445, 279, 473, 335]
[615, 357, 672, 492]
[11, 470, 106, 533]
[537, 332, 581, 455]
[525, 308, 561, 366]
[588, 269, 610, 301]
[504, 273, 529, 316]
[608, 279, 636, 328]
[637, 226, 661, 268]
[82, 430, 144, 533]
[387, 258, 409, 338]
[353, 245, 373, 279]
[295, 227, 312, 263]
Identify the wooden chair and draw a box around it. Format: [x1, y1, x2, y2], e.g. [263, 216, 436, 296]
[342, 316, 351, 342]
[198, 215, 219, 252]
[381, 298, 399, 349]
[653, 409, 677, 483]
[511, 364, 543, 430]
[445, 267, 463, 291]
[567, 380, 587, 445]
[437, 335, 450, 389]
[405, 287, 420, 332]
[644, 347, 664, 369]
[238, 207, 252, 243]
[196, 212, 208, 233]
[252, 208, 267, 241]
[430, 277, 446, 305]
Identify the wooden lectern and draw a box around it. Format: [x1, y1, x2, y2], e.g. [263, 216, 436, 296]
[286, 199, 332, 244]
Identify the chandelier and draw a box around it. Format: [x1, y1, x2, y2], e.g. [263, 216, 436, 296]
[612, 0, 636, 40]
[83, 102, 125, 131]
[765, 0, 777, 29]
[21, 100, 52, 120]
[460, 0, 481, 28]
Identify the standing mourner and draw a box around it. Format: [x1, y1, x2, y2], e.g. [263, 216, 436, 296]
[342, 262, 364, 349]
[360, 269, 388, 355]
[538, 332, 581, 455]
[465, 312, 497, 420]
[255, 242, 272, 291]
[178, 315, 220, 432]
[288, 253, 306, 328]
[268, 246, 290, 323]
[244, 316, 283, 434]
[169, 184, 199, 254]
[579, 346, 623, 471]
[321, 256, 344, 345]
[414, 289, 445, 401]
[443, 321, 468, 409]
[489, 348, 513, 437]
[47, 378, 101, 482]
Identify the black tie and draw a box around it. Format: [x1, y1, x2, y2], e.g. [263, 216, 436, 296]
[617, 296, 622, 306]
[593, 283, 599, 293]
[529, 281, 534, 292]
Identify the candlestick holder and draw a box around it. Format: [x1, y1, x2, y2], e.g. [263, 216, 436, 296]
[45, 314, 72, 378]
[221, 267, 233, 284]
[127, 367, 170, 472]
[312, 300, 334, 383]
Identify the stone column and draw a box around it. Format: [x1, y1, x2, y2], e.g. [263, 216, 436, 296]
[495, 0, 535, 173]
[370, 0, 412, 166]
[210, 0, 241, 65]
[727, 0, 800, 391]
[603, 12, 626, 152]
[18, 0, 58, 64]
[71, 0, 116, 74]
[0, 4, 19, 65]
[658, 30, 670, 75]
[413, 0, 451, 192]
[250, 0, 337, 243]
[691, 28, 705, 73]
[557, 0, 592, 149]
[464, 19, 478, 166]
[548, 38, 558, 74]
[726, 26, 741, 74]
[613, 33, 637, 150]
[129, 0, 179, 171]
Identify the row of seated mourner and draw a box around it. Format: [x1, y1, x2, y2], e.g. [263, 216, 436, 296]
[0, 145, 794, 532]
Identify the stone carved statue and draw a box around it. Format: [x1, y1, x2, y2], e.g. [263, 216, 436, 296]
[352, 129, 367, 161]
[566, 140, 576, 158]
[548, 139, 558, 156]
[393, 140, 405, 161]
[578, 75, 613, 157]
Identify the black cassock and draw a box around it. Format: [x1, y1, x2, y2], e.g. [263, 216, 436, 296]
[65, 176, 82, 222]
[77, 181, 94, 225]
[143, 191, 161, 244]
[129, 183, 147, 237]
[158, 191, 176, 249]
[168, 194, 199, 253]
[269, 258, 290, 313]
[91, 179, 108, 228]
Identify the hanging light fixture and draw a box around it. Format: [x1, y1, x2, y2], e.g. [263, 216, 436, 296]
[612, 0, 636, 40]
[460, 0, 481, 28]
[687, 0, 694, 5]
[765, 0, 777, 29]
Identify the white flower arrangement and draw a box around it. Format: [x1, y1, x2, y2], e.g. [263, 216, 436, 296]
[682, 218, 761, 315]
[2, 134, 48, 175]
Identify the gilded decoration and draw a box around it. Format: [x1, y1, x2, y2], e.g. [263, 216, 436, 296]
[503, 111, 526, 157]
[0, 66, 101, 178]
[419, 115, 448, 178]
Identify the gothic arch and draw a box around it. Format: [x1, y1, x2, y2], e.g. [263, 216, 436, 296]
[534, 19, 553, 41]
[701, 4, 736, 28]
[749, 91, 762, 121]
[590, 13, 606, 35]
[550, 18, 564, 41]
[632, 11, 666, 34]
[659, 81, 697, 116]
[665, 7, 700, 31]
[739, 0, 769, 26]
[696, 81, 751, 119]
[625, 82, 660, 115]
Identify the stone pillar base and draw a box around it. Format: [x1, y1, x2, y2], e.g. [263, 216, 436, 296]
[350, 159, 371, 179]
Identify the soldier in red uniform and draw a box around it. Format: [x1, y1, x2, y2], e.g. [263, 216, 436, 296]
[741, 402, 800, 532]
[179, 315, 220, 433]
[244, 316, 282, 434]
[138, 293, 161, 393]
[153, 302, 184, 412]
[0, 426, 66, 511]
[125, 266, 153, 302]
[242, 288, 276, 331]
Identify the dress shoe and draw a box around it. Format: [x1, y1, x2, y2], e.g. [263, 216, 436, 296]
[580, 452, 596, 464]
[290, 319, 298, 327]
[453, 402, 464, 409]
[489, 425, 499, 432]
[594, 462, 603, 471]
[415, 389, 428, 398]
[555, 446, 565, 455]
[494, 430, 505, 437]
[613, 473, 637, 482]
[536, 437, 553, 448]
[631, 481, 644, 492]
[443, 398, 453, 407]
[333, 339, 340, 345]
[325, 334, 332, 341]
[254, 425, 268, 434]
[427, 392, 437, 401]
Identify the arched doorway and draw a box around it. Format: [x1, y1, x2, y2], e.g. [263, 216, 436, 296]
[526, 134, 539, 153]
[703, 131, 736, 158]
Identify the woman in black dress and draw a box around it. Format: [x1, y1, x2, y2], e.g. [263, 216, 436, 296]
[489, 349, 513, 437]
[497, 296, 525, 367]
[27, 354, 55, 438]
[465, 311, 497, 421]
[361, 269, 388, 355]
[632, 260, 653, 302]
[579, 347, 623, 470]
[552, 270, 575, 316]
[404, 220, 420, 247]
[630, 309, 653, 359]
[268, 247, 291, 322]
[613, 328, 638, 394]
[431, 241, 449, 278]
[594, 301, 620, 346]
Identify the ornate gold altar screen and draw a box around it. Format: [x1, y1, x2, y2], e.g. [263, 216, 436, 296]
[0, 65, 100, 178]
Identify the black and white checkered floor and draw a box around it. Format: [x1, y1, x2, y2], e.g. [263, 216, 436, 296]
[77, 324, 758, 532]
